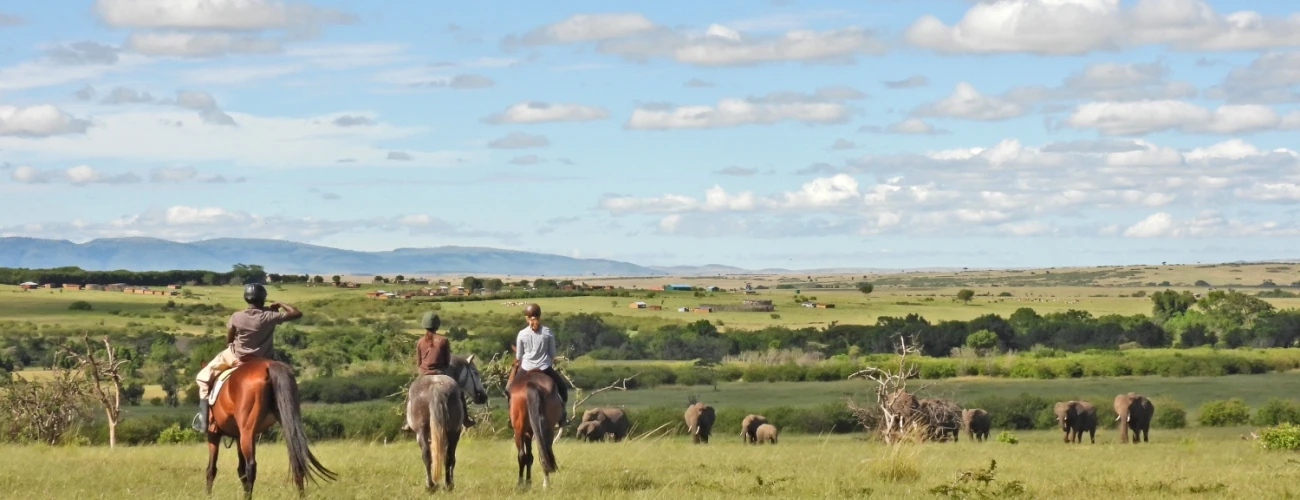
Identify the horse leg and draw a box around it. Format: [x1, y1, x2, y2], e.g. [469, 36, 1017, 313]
[239, 433, 257, 499]
[417, 427, 434, 491]
[515, 432, 528, 487]
[524, 433, 534, 485]
[445, 429, 460, 491]
[236, 447, 247, 492]
[205, 432, 220, 495]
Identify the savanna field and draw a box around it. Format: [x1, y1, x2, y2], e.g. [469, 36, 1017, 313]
[3, 263, 1300, 498]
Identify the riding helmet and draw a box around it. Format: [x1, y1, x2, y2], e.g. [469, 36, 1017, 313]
[243, 283, 268, 304]
[421, 311, 441, 331]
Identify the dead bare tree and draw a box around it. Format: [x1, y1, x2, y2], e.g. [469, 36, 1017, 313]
[61, 335, 129, 448]
[0, 368, 89, 445]
[847, 334, 934, 444]
[570, 372, 639, 418]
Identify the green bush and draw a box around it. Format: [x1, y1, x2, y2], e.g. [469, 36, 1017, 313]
[68, 301, 93, 311]
[1152, 399, 1187, 429]
[1253, 398, 1300, 426]
[156, 423, 202, 444]
[968, 393, 1056, 430]
[299, 374, 409, 404]
[1259, 423, 1300, 451]
[995, 431, 1018, 444]
[1198, 399, 1251, 427]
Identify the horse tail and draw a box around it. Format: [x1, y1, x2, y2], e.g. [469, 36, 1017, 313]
[269, 361, 337, 484]
[527, 386, 558, 473]
[428, 384, 450, 484]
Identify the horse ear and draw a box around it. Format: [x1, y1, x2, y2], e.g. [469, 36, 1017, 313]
[467, 354, 475, 364]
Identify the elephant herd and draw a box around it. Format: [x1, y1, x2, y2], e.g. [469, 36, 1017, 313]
[577, 392, 1154, 445]
[891, 389, 1156, 444]
[575, 400, 780, 445]
[1054, 393, 1155, 444]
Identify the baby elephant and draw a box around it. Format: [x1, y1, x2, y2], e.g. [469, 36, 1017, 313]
[962, 409, 991, 442]
[741, 414, 769, 444]
[576, 421, 605, 442]
[755, 424, 778, 444]
[580, 407, 630, 442]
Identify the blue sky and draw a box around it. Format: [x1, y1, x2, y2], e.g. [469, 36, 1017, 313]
[1, 0, 1299, 270]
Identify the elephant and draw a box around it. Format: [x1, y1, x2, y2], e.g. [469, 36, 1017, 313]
[755, 424, 778, 444]
[1114, 393, 1154, 444]
[740, 414, 769, 444]
[1054, 401, 1097, 444]
[684, 400, 716, 444]
[576, 421, 605, 442]
[581, 407, 630, 442]
[917, 398, 962, 442]
[962, 408, 991, 442]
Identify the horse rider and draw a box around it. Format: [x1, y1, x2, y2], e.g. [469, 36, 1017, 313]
[517, 303, 570, 425]
[193, 283, 302, 431]
[402, 311, 475, 431]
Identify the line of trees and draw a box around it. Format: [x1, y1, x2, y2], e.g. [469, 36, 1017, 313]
[0, 264, 267, 287]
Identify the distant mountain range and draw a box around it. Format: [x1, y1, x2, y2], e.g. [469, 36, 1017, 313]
[0, 237, 667, 276]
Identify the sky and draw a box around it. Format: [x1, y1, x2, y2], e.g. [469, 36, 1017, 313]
[1, 0, 1299, 271]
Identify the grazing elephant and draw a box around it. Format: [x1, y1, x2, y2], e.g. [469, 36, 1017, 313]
[917, 398, 962, 442]
[885, 388, 920, 434]
[962, 409, 991, 442]
[1054, 401, 1097, 444]
[1114, 393, 1155, 444]
[755, 424, 778, 444]
[740, 414, 769, 444]
[581, 407, 630, 442]
[576, 421, 605, 442]
[684, 401, 716, 444]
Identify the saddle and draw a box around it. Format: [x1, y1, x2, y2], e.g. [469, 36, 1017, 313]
[207, 366, 240, 405]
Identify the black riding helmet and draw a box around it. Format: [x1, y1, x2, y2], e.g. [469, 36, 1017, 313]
[243, 283, 268, 305]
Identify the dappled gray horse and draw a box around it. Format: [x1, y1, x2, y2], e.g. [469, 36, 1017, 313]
[405, 355, 489, 491]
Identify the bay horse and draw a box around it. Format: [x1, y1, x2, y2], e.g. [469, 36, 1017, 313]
[405, 355, 489, 491]
[204, 357, 336, 497]
[506, 346, 563, 488]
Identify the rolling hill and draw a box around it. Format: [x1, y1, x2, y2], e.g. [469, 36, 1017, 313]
[0, 237, 667, 276]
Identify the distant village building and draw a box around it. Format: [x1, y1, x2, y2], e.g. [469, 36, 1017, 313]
[63, 284, 83, 291]
[665, 284, 693, 291]
[628, 301, 647, 309]
[18, 282, 38, 290]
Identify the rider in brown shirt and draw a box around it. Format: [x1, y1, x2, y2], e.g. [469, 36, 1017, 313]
[404, 312, 474, 429]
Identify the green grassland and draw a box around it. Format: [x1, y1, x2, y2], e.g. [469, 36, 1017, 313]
[580, 373, 1300, 415]
[6, 274, 1299, 333]
[1, 428, 1292, 499]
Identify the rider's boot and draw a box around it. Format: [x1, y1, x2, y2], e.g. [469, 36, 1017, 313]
[193, 400, 209, 432]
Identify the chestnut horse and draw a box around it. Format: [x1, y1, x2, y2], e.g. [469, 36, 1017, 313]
[204, 357, 336, 497]
[506, 347, 563, 488]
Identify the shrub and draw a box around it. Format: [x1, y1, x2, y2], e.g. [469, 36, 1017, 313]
[156, 423, 202, 444]
[1152, 400, 1187, 429]
[867, 444, 921, 483]
[1198, 399, 1251, 427]
[969, 394, 1055, 430]
[770, 314, 781, 320]
[995, 431, 1019, 445]
[1253, 398, 1300, 426]
[299, 374, 409, 404]
[68, 301, 93, 311]
[1259, 423, 1300, 451]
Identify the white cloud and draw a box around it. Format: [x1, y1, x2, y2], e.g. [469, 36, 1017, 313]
[1121, 211, 1299, 238]
[884, 75, 929, 89]
[1210, 51, 1300, 103]
[44, 41, 121, 65]
[626, 90, 853, 130]
[862, 118, 949, 135]
[512, 14, 885, 66]
[1005, 61, 1198, 104]
[102, 86, 155, 104]
[10, 164, 139, 185]
[488, 132, 550, 149]
[906, 0, 1300, 55]
[516, 13, 658, 45]
[599, 136, 1300, 238]
[483, 102, 610, 124]
[0, 105, 91, 137]
[913, 82, 1024, 120]
[126, 32, 282, 57]
[0, 108, 470, 168]
[0, 204, 516, 244]
[95, 0, 356, 30]
[1066, 100, 1292, 135]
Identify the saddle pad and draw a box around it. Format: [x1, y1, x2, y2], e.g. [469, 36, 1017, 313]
[207, 366, 239, 405]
